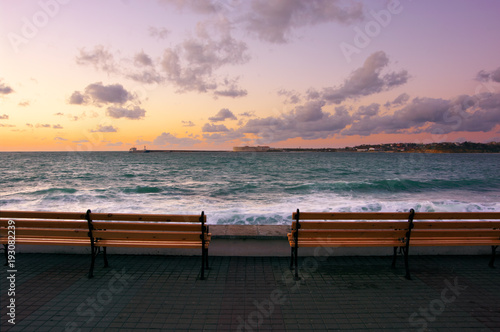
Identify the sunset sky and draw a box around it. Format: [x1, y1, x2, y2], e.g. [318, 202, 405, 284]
[1, 0, 500, 151]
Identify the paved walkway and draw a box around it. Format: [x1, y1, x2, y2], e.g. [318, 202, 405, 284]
[1, 253, 499, 331]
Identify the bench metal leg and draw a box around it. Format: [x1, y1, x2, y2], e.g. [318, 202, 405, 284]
[89, 246, 97, 278]
[200, 249, 205, 280]
[200, 246, 209, 280]
[289, 247, 294, 270]
[89, 246, 102, 278]
[294, 247, 300, 281]
[391, 247, 398, 268]
[103, 247, 109, 268]
[489, 246, 498, 268]
[205, 248, 209, 269]
[403, 247, 411, 280]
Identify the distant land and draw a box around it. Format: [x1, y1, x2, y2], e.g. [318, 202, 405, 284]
[344, 141, 500, 153]
[234, 142, 500, 153]
[128, 142, 500, 153]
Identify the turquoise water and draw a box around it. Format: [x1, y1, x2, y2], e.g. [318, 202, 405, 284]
[0, 151, 499, 224]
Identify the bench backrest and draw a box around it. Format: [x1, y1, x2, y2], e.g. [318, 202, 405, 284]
[290, 210, 500, 247]
[410, 212, 500, 245]
[0, 211, 90, 243]
[0, 210, 209, 247]
[290, 210, 415, 246]
[86, 210, 209, 247]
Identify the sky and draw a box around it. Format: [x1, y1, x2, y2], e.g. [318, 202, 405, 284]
[1, 0, 500, 151]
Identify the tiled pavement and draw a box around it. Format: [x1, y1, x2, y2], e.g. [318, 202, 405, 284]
[1, 253, 499, 331]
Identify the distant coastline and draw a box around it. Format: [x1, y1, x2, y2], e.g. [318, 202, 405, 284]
[129, 142, 500, 153]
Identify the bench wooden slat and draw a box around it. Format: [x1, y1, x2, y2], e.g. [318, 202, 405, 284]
[90, 213, 204, 223]
[96, 240, 209, 249]
[410, 239, 500, 246]
[412, 221, 500, 229]
[91, 221, 202, 232]
[1, 219, 89, 228]
[293, 212, 412, 220]
[411, 230, 500, 238]
[1, 228, 90, 238]
[291, 221, 410, 230]
[1, 238, 91, 246]
[413, 212, 500, 220]
[0, 211, 87, 220]
[290, 240, 405, 247]
[293, 212, 500, 221]
[93, 230, 206, 241]
[295, 230, 407, 239]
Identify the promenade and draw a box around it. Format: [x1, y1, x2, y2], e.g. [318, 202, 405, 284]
[1, 253, 499, 331]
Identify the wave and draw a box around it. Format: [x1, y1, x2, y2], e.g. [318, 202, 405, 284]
[122, 173, 136, 178]
[122, 186, 163, 194]
[280, 178, 499, 195]
[29, 187, 78, 195]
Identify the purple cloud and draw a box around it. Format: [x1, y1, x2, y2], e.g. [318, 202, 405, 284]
[209, 108, 237, 122]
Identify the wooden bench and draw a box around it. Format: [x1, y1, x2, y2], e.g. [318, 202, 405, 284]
[86, 210, 210, 279]
[288, 209, 500, 280]
[288, 209, 415, 280]
[1, 210, 211, 279]
[410, 212, 500, 271]
[1, 211, 91, 269]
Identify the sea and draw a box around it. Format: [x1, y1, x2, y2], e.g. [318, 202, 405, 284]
[0, 151, 499, 224]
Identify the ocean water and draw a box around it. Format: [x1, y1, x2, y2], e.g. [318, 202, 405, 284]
[0, 151, 499, 224]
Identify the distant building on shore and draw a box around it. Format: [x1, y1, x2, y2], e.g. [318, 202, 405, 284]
[233, 146, 271, 152]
